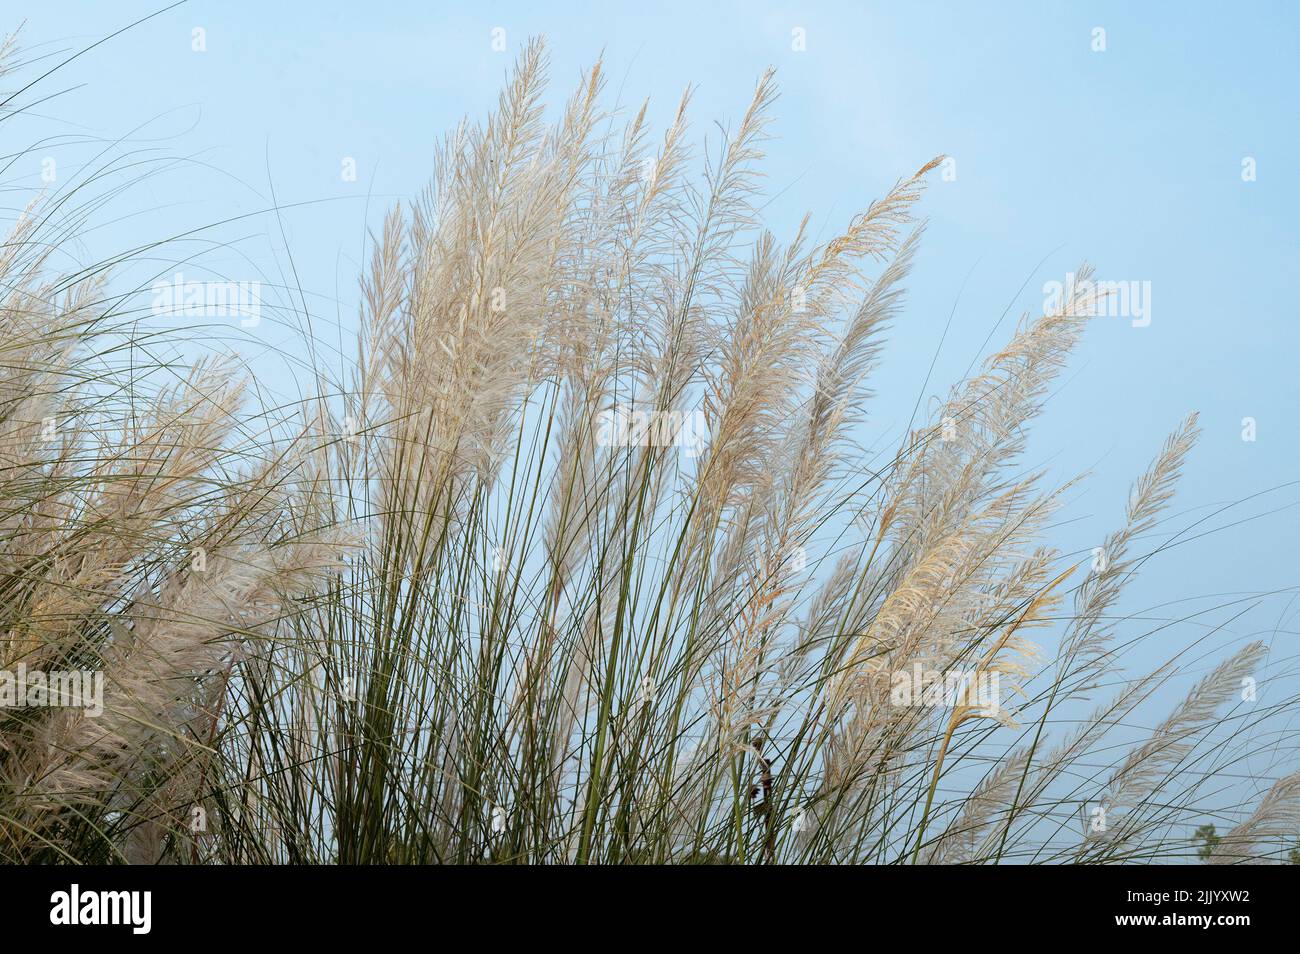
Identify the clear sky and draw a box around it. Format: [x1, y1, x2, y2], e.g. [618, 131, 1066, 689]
[11, 1, 1300, 782]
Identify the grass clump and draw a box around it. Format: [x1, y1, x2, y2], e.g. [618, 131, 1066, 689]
[1, 33, 1295, 865]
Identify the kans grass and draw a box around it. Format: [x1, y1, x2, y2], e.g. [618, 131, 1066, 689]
[1, 33, 1297, 864]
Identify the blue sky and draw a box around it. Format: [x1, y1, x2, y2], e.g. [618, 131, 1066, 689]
[11, 2, 1300, 754]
